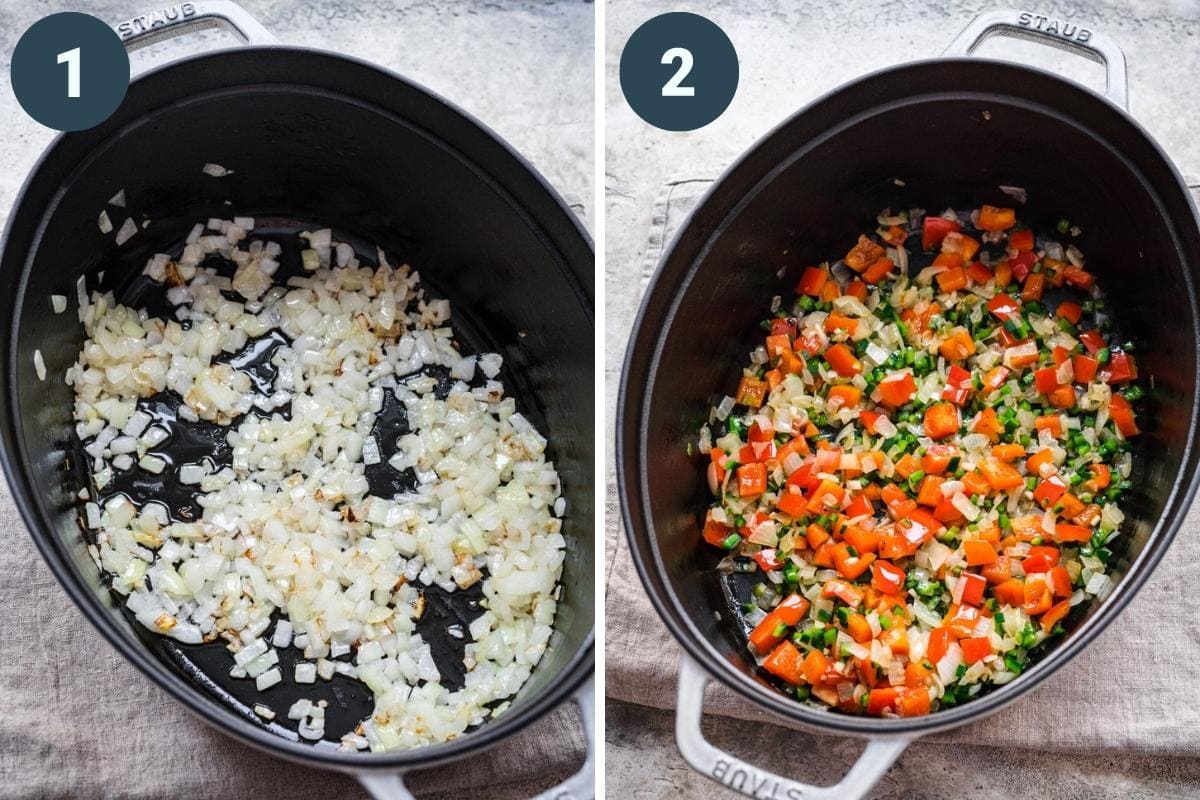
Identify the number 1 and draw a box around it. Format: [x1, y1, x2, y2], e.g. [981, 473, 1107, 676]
[661, 47, 695, 97]
[57, 47, 80, 99]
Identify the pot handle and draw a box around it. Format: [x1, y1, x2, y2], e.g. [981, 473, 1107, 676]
[112, 0, 277, 52]
[942, 9, 1128, 110]
[675, 654, 911, 800]
[356, 673, 595, 800]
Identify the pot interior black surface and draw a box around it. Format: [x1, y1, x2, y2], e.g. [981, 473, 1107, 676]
[0, 48, 593, 763]
[624, 59, 1200, 733]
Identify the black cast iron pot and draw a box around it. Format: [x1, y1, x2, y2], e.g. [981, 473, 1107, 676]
[618, 9, 1200, 799]
[0, 3, 594, 798]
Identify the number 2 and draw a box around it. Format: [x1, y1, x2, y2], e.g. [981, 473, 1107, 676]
[661, 47, 695, 97]
[57, 47, 80, 99]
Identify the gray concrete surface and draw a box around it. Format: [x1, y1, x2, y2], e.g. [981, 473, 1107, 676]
[0, 2, 591, 798]
[605, 0, 1200, 797]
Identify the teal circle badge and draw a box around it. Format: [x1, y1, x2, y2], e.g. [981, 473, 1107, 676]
[11, 12, 130, 132]
[619, 12, 739, 132]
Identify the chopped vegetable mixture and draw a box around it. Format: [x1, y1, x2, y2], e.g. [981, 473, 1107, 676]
[699, 202, 1140, 717]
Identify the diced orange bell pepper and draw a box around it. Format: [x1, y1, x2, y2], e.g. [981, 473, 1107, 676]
[846, 612, 873, 643]
[905, 659, 934, 688]
[825, 343, 863, 377]
[1041, 599, 1071, 632]
[749, 593, 811, 653]
[897, 687, 931, 717]
[1048, 385, 1076, 409]
[736, 376, 768, 408]
[737, 462, 767, 497]
[861, 256, 895, 285]
[978, 205, 1017, 231]
[1026, 448, 1055, 476]
[942, 231, 980, 261]
[878, 371, 917, 407]
[963, 539, 998, 566]
[991, 443, 1026, 462]
[994, 579, 1026, 607]
[936, 266, 968, 293]
[1020, 272, 1045, 302]
[825, 313, 858, 335]
[832, 543, 875, 580]
[972, 407, 1005, 442]
[922, 444, 956, 475]
[802, 649, 830, 684]
[979, 457, 1023, 491]
[797, 266, 829, 296]
[807, 479, 845, 514]
[806, 522, 830, 549]
[986, 293, 1022, 320]
[867, 686, 901, 716]
[924, 403, 960, 440]
[763, 640, 807, 685]
[916, 474, 945, 507]
[845, 235, 886, 272]
[1023, 581, 1053, 616]
[843, 524, 880, 554]
[1056, 301, 1083, 324]
[960, 636, 991, 664]
[927, 627, 951, 663]
[1049, 565, 1073, 597]
[822, 579, 864, 607]
[1035, 414, 1063, 438]
[982, 553, 1012, 584]
[1053, 524, 1093, 543]
[827, 384, 862, 409]
[776, 488, 808, 518]
[939, 328, 976, 362]
[1009, 229, 1035, 251]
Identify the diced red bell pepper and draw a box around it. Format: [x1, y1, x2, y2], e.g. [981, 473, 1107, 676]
[1009, 251, 1038, 282]
[1072, 354, 1099, 384]
[871, 560, 906, 594]
[927, 627, 951, 663]
[1103, 351, 1137, 384]
[959, 572, 987, 606]
[1034, 367, 1060, 395]
[1110, 394, 1139, 437]
[987, 293, 1022, 320]
[1022, 545, 1060, 573]
[1056, 301, 1083, 324]
[1079, 329, 1106, 355]
[753, 549, 784, 572]
[942, 364, 973, 406]
[922, 216, 961, 250]
[702, 511, 732, 547]
[1033, 474, 1068, 507]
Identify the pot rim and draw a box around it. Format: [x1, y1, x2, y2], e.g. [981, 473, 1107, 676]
[617, 54, 1200, 737]
[0, 44, 595, 769]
